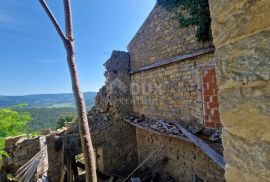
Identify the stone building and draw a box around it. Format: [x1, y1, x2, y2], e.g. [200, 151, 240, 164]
[127, 4, 224, 181]
[1, 1, 269, 182]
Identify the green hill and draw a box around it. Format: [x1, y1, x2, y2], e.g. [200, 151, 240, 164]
[0, 92, 97, 133]
[0, 92, 96, 109]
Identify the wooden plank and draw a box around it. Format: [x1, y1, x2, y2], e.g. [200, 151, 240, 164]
[71, 156, 79, 177]
[123, 146, 164, 182]
[175, 124, 226, 170]
[60, 166, 67, 182]
[131, 47, 215, 74]
[67, 158, 73, 182]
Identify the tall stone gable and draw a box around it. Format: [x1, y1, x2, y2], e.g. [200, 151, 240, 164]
[128, 5, 212, 71]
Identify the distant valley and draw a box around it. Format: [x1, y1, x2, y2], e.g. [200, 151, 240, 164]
[0, 92, 97, 132]
[0, 92, 97, 109]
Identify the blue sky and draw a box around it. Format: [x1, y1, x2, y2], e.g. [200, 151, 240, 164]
[0, 0, 155, 96]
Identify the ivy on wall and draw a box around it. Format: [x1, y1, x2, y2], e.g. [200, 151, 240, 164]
[157, 0, 212, 42]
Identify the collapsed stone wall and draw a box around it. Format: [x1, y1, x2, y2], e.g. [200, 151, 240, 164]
[87, 51, 138, 175]
[209, 0, 270, 181]
[94, 51, 132, 116]
[1, 131, 64, 181]
[137, 128, 224, 182]
[3, 136, 41, 175]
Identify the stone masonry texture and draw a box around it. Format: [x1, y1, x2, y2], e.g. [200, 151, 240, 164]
[129, 4, 225, 181]
[129, 5, 219, 128]
[136, 128, 224, 182]
[2, 133, 63, 181]
[131, 54, 217, 126]
[209, 0, 270, 181]
[0, 3, 246, 181]
[128, 5, 212, 71]
[87, 51, 138, 175]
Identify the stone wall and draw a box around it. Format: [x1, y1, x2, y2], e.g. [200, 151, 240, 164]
[209, 0, 270, 181]
[128, 3, 224, 181]
[3, 136, 41, 175]
[2, 132, 63, 181]
[87, 51, 138, 175]
[45, 133, 62, 181]
[131, 54, 217, 126]
[136, 128, 224, 182]
[128, 5, 212, 71]
[89, 119, 137, 175]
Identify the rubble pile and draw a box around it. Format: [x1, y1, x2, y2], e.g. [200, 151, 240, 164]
[126, 114, 187, 140]
[125, 113, 223, 154]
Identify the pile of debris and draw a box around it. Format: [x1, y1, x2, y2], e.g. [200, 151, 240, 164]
[125, 113, 225, 166]
[125, 114, 222, 144]
[125, 114, 188, 141]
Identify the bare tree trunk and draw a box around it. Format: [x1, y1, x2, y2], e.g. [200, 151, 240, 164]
[38, 0, 97, 181]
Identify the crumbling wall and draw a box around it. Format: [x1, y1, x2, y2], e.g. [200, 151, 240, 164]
[3, 136, 41, 175]
[209, 0, 270, 181]
[137, 128, 224, 182]
[87, 51, 138, 175]
[2, 131, 63, 181]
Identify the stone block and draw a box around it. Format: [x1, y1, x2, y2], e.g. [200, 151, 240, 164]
[216, 30, 270, 86]
[210, 0, 270, 47]
[219, 85, 270, 141]
[222, 130, 270, 180]
[225, 164, 268, 182]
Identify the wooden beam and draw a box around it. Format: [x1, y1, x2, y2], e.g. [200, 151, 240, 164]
[123, 146, 164, 182]
[67, 155, 73, 182]
[175, 124, 226, 170]
[71, 156, 79, 177]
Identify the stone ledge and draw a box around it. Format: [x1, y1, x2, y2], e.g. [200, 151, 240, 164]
[130, 46, 215, 74]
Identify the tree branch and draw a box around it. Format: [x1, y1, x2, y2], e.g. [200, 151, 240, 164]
[63, 0, 73, 40]
[38, 0, 67, 43]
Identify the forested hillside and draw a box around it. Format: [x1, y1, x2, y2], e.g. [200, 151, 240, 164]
[0, 92, 96, 133]
[17, 107, 76, 132]
[0, 92, 96, 109]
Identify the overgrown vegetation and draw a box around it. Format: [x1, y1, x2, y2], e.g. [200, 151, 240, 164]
[56, 112, 76, 129]
[0, 106, 31, 160]
[157, 0, 212, 42]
